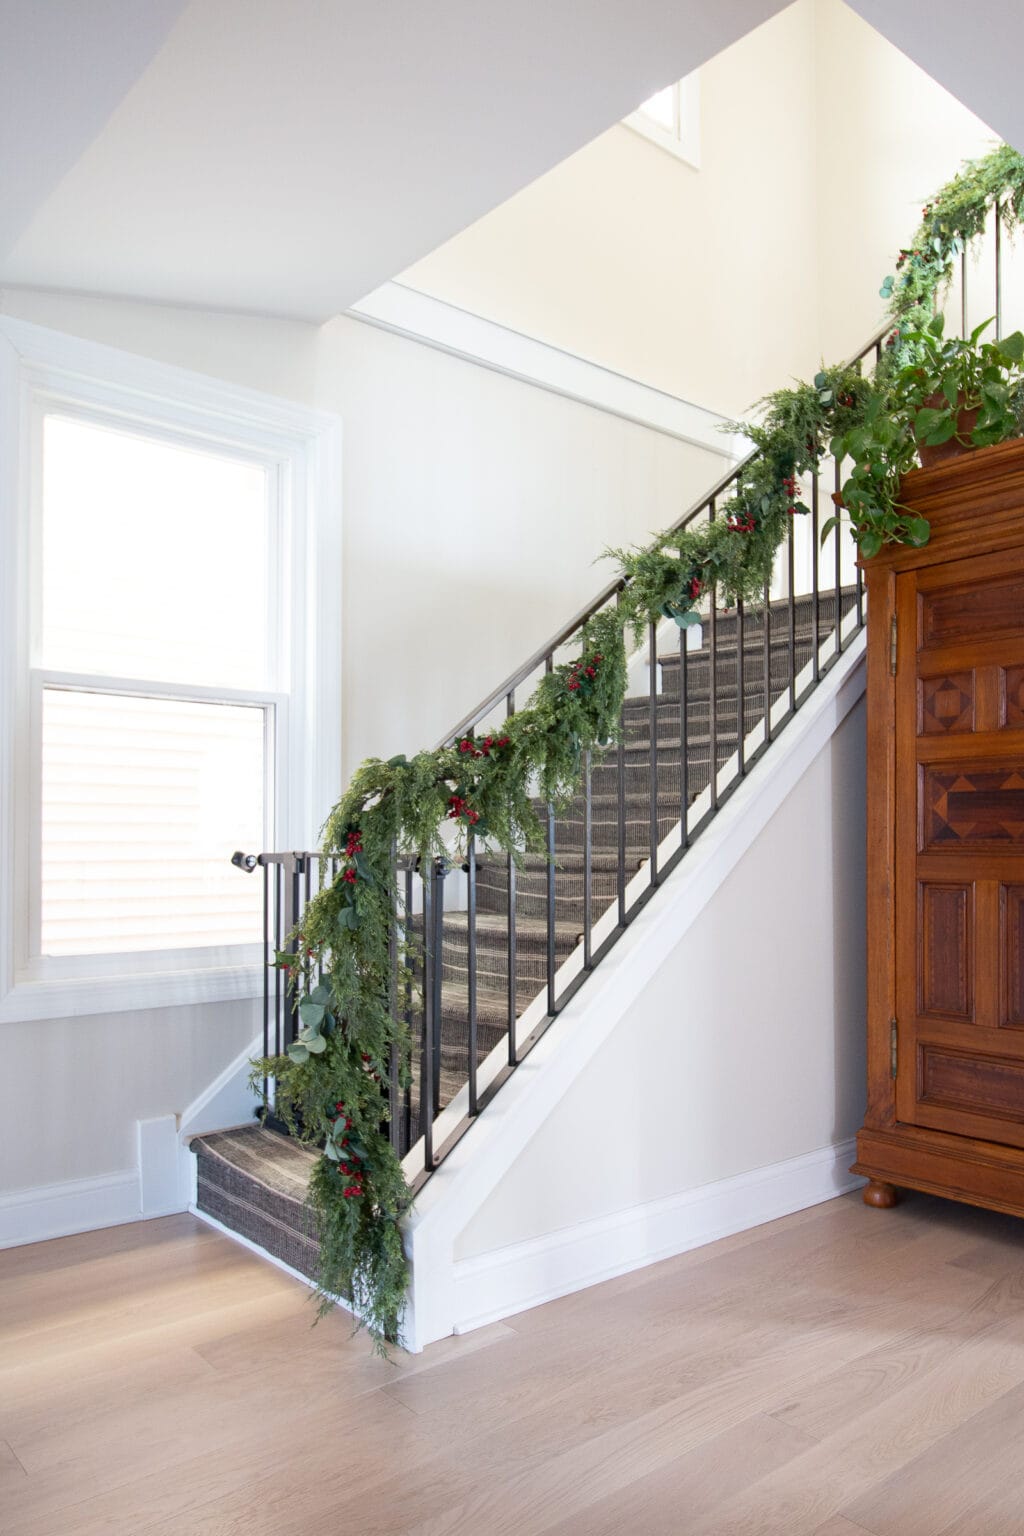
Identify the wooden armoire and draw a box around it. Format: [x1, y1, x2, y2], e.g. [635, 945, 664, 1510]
[853, 436, 1024, 1215]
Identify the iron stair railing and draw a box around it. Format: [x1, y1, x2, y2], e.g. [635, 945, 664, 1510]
[236, 200, 1016, 1192]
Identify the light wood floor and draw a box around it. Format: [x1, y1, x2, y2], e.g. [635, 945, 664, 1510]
[2, 1192, 1024, 1535]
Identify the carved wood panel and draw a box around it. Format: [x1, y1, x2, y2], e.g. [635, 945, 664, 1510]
[1002, 666, 1024, 729]
[922, 764, 1024, 850]
[919, 1043, 1024, 1123]
[918, 672, 975, 735]
[1002, 884, 1024, 1029]
[921, 576, 1024, 649]
[918, 881, 973, 1021]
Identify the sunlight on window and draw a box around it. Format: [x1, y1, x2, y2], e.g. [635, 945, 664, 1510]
[637, 85, 675, 132]
[42, 415, 272, 690]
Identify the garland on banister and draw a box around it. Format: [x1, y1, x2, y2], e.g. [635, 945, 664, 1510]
[254, 144, 1024, 1353]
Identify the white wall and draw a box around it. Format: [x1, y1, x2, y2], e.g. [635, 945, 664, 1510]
[456, 697, 866, 1261]
[813, 0, 999, 364]
[0, 287, 730, 1211]
[399, 0, 999, 414]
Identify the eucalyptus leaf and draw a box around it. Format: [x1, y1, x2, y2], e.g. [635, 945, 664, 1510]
[286, 1042, 309, 1063]
[304, 1032, 327, 1055]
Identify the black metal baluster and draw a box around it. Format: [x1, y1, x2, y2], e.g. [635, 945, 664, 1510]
[261, 860, 270, 1088]
[506, 688, 518, 1066]
[274, 861, 284, 1056]
[787, 506, 797, 713]
[961, 246, 968, 338]
[811, 469, 820, 683]
[763, 576, 772, 746]
[546, 798, 557, 1014]
[996, 202, 1003, 340]
[647, 619, 659, 884]
[421, 865, 436, 1171]
[582, 748, 593, 968]
[467, 832, 478, 1117]
[679, 623, 689, 845]
[615, 590, 627, 927]
[834, 459, 843, 657]
[388, 843, 401, 1153]
[431, 860, 445, 1120]
[403, 864, 414, 1153]
[708, 501, 719, 813]
[736, 598, 745, 777]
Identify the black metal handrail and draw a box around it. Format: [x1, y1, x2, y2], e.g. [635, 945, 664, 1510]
[236, 216, 1010, 1193]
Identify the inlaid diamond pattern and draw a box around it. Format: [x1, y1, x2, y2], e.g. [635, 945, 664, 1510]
[926, 766, 1024, 847]
[921, 672, 974, 735]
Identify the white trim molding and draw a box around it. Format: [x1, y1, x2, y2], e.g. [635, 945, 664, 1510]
[0, 315, 343, 1024]
[0, 1168, 141, 1248]
[349, 282, 745, 459]
[452, 1139, 861, 1335]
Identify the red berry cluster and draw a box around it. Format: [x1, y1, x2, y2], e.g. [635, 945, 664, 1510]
[782, 473, 799, 517]
[457, 734, 511, 758]
[895, 246, 922, 271]
[341, 830, 362, 886]
[726, 512, 756, 533]
[688, 576, 702, 601]
[333, 1101, 363, 1198]
[922, 204, 933, 219]
[448, 794, 480, 825]
[885, 329, 900, 349]
[567, 653, 603, 693]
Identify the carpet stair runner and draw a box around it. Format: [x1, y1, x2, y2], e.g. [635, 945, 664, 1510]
[191, 586, 856, 1270]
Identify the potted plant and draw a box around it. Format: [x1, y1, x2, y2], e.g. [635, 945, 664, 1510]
[826, 314, 1024, 557]
[896, 314, 1024, 466]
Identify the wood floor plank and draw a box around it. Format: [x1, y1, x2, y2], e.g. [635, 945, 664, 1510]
[812, 1521, 879, 1536]
[678, 1319, 1024, 1535]
[769, 1266, 1024, 1442]
[538, 1414, 818, 1536]
[2, 1193, 1024, 1536]
[841, 1372, 1024, 1535]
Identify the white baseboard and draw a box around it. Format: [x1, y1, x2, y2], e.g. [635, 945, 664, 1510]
[0, 1168, 141, 1248]
[450, 1138, 862, 1335]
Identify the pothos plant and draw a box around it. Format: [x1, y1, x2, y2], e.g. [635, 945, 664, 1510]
[824, 314, 1024, 557]
[255, 145, 1024, 1355]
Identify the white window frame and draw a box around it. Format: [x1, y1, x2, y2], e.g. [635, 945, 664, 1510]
[623, 73, 701, 170]
[0, 316, 342, 1024]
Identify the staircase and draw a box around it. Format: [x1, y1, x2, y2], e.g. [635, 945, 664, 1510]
[192, 581, 860, 1277]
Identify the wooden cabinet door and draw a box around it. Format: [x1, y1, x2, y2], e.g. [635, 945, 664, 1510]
[895, 548, 1024, 1148]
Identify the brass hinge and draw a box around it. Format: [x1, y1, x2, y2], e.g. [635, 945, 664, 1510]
[890, 614, 898, 676]
[890, 1017, 898, 1078]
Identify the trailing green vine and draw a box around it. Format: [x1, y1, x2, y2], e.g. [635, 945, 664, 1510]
[256, 145, 1024, 1353]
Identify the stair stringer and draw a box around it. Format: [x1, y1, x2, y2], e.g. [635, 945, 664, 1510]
[401, 633, 867, 1352]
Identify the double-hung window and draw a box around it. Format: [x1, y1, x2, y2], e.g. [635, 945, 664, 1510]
[0, 318, 341, 1022]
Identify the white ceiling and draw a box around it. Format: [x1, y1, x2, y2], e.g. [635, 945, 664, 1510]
[845, 0, 1024, 152]
[0, 0, 788, 321]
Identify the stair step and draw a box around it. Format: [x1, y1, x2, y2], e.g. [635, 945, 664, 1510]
[192, 1127, 319, 1279]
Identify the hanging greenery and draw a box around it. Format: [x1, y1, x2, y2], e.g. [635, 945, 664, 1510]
[256, 144, 1024, 1353]
[252, 611, 626, 1351]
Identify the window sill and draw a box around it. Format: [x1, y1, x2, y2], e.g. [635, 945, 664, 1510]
[0, 963, 262, 1024]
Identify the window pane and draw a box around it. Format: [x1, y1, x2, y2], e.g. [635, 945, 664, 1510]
[637, 85, 675, 131]
[41, 689, 266, 955]
[42, 415, 271, 689]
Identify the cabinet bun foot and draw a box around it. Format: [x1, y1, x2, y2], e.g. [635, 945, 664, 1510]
[862, 1178, 899, 1209]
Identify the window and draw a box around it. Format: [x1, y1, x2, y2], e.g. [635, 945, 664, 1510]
[623, 73, 701, 169]
[0, 318, 341, 1021]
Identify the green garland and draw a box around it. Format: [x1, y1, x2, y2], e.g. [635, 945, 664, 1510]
[256, 144, 1024, 1353]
